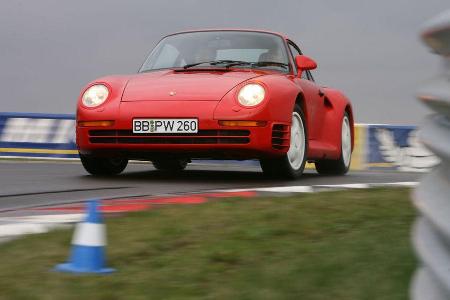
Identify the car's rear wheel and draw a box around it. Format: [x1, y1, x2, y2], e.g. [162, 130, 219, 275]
[152, 159, 189, 171]
[79, 154, 128, 176]
[315, 112, 352, 175]
[260, 105, 307, 179]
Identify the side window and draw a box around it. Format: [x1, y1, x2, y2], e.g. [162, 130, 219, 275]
[288, 43, 308, 80]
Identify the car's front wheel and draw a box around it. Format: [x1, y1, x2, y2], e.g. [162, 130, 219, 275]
[79, 154, 128, 176]
[260, 105, 307, 179]
[152, 159, 189, 172]
[315, 112, 352, 175]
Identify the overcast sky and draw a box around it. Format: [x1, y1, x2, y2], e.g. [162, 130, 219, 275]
[0, 0, 448, 124]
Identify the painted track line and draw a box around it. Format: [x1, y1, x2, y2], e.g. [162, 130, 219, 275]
[215, 181, 419, 193]
[0, 214, 84, 238]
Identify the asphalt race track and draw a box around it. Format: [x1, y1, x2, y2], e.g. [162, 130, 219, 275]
[0, 160, 422, 212]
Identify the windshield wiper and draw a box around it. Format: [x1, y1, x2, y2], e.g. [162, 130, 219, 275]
[182, 60, 247, 69]
[224, 61, 289, 69]
[181, 60, 289, 70]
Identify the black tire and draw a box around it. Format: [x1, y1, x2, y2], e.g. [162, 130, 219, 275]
[152, 159, 189, 171]
[260, 104, 308, 179]
[315, 112, 352, 175]
[79, 154, 128, 176]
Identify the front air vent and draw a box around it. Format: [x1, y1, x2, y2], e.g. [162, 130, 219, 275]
[272, 124, 290, 150]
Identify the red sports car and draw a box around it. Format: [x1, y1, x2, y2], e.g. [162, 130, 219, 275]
[76, 29, 354, 178]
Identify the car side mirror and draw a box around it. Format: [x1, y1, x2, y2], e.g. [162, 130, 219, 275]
[295, 55, 317, 72]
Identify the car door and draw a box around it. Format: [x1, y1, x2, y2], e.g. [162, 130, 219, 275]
[287, 41, 325, 141]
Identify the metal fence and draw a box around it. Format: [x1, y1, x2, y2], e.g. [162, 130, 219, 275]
[411, 10, 450, 299]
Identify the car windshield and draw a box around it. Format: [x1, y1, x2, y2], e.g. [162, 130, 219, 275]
[139, 31, 290, 73]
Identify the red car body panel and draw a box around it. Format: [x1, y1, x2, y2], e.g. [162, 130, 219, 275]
[76, 30, 354, 162]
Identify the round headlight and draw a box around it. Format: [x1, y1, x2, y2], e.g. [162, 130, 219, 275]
[82, 84, 109, 107]
[237, 83, 266, 107]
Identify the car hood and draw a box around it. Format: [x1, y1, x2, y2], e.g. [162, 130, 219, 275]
[121, 69, 264, 101]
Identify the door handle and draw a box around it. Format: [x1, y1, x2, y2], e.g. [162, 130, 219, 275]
[318, 89, 325, 97]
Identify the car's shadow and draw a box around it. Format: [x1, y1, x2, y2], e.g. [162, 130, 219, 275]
[79, 166, 320, 185]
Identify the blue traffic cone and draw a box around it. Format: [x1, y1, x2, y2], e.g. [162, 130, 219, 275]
[55, 200, 115, 274]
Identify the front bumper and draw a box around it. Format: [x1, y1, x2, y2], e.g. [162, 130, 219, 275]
[77, 121, 290, 160]
[77, 100, 290, 160]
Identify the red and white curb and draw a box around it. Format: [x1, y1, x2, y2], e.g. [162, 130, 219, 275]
[0, 192, 255, 241]
[0, 182, 418, 241]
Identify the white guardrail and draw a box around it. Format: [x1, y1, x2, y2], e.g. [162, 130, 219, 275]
[411, 10, 450, 299]
[0, 112, 439, 171]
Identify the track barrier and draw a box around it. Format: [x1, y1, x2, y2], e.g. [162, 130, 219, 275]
[0, 112, 77, 159]
[0, 113, 438, 172]
[55, 200, 115, 274]
[411, 10, 450, 299]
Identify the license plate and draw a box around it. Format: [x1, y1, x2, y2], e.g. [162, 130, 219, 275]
[133, 119, 198, 134]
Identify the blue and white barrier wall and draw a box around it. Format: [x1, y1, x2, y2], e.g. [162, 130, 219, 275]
[0, 112, 439, 171]
[0, 112, 77, 159]
[365, 124, 438, 172]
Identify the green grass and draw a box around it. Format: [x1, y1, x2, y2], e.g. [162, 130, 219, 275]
[0, 188, 416, 300]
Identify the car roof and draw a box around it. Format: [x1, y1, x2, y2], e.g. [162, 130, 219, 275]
[164, 29, 290, 40]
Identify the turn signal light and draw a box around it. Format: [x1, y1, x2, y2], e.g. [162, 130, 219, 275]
[78, 120, 115, 127]
[219, 120, 267, 127]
